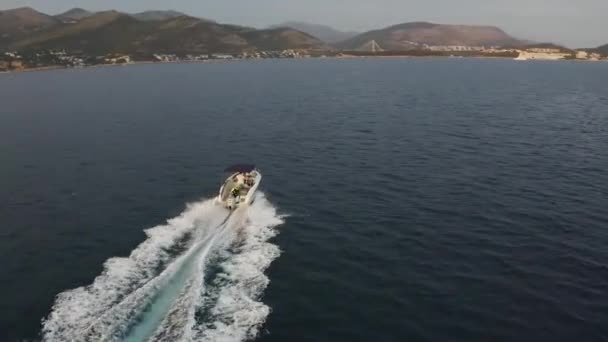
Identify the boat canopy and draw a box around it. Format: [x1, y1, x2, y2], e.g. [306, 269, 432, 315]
[224, 164, 256, 173]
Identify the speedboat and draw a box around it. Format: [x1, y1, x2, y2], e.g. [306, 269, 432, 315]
[217, 164, 262, 210]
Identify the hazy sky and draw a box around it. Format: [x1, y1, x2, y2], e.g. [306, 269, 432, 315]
[1, 0, 607, 47]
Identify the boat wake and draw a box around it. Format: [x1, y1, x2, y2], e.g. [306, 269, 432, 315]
[41, 193, 284, 342]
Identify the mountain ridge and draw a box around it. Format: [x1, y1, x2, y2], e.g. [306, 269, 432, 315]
[1, 9, 326, 55]
[0, 7, 58, 30]
[0, 7, 59, 49]
[336, 22, 522, 50]
[2, 7, 595, 55]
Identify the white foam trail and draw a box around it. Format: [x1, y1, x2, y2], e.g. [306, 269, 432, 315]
[123, 210, 246, 342]
[41, 194, 284, 342]
[41, 198, 227, 341]
[193, 196, 284, 342]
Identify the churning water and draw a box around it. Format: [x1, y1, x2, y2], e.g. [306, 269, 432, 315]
[1, 58, 607, 341]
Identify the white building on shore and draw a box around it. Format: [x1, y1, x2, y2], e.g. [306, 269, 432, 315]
[514, 50, 570, 61]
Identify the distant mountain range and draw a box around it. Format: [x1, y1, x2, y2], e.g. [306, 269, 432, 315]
[0, 6, 605, 56]
[54, 8, 205, 23]
[0, 7, 326, 55]
[272, 22, 358, 44]
[335, 22, 523, 50]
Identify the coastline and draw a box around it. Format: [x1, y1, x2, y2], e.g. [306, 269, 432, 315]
[1, 65, 65, 74]
[1, 55, 606, 75]
[0, 58, 252, 75]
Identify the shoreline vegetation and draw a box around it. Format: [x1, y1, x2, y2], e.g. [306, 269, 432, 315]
[1, 51, 606, 75]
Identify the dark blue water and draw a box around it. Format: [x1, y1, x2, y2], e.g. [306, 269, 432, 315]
[1, 59, 608, 342]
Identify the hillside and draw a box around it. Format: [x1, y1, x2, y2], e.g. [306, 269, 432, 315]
[336, 22, 521, 50]
[596, 44, 608, 55]
[55, 8, 94, 22]
[0, 7, 58, 29]
[2, 10, 325, 55]
[273, 22, 358, 43]
[0, 7, 59, 47]
[242, 27, 328, 51]
[12, 11, 127, 51]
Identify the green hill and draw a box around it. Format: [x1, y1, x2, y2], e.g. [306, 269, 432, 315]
[0, 7, 59, 48]
[2, 9, 325, 55]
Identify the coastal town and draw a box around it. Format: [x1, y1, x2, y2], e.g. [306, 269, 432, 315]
[0, 49, 312, 72]
[0, 7, 606, 73]
[1, 45, 606, 73]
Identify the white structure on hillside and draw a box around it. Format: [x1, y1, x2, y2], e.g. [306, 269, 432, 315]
[357, 40, 384, 52]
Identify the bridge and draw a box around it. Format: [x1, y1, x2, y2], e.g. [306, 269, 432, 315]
[357, 40, 384, 53]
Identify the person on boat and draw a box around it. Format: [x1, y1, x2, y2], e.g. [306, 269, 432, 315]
[231, 187, 239, 197]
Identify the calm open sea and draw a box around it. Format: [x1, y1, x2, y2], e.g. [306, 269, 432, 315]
[1, 58, 607, 341]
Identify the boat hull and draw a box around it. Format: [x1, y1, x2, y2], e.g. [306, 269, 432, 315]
[216, 171, 262, 210]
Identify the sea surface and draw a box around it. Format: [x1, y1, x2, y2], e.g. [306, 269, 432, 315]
[1, 58, 607, 342]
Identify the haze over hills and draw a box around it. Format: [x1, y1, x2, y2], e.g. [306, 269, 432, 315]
[273, 22, 358, 44]
[131, 10, 189, 22]
[336, 22, 522, 50]
[241, 27, 324, 51]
